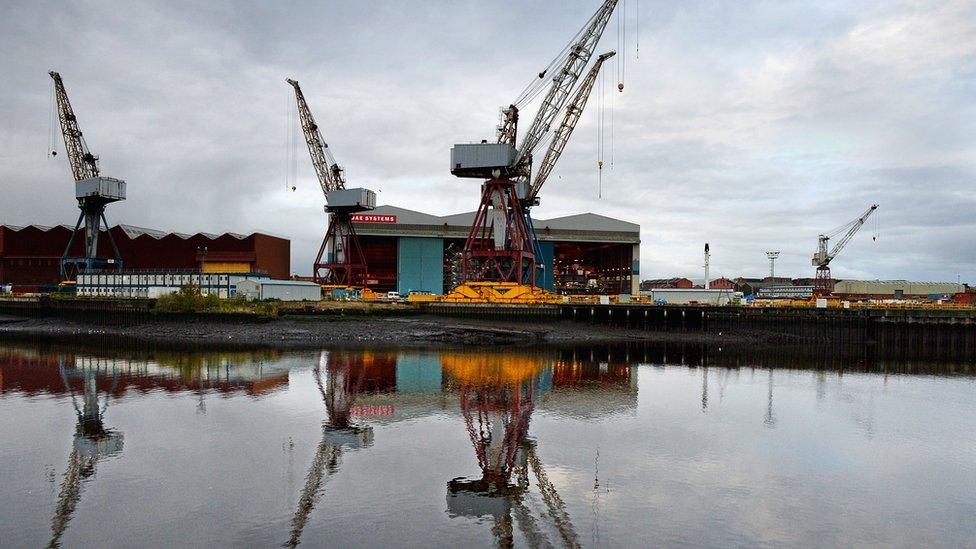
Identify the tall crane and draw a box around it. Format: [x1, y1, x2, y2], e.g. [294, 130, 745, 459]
[287, 79, 376, 286]
[450, 0, 620, 287]
[812, 204, 878, 295]
[50, 71, 126, 279]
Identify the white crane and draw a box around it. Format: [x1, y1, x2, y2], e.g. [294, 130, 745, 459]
[812, 204, 878, 295]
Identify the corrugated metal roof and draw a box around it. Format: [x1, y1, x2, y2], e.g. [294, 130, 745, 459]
[1, 224, 278, 241]
[118, 224, 169, 240]
[361, 205, 639, 234]
[3, 224, 75, 233]
[251, 279, 320, 286]
[536, 213, 639, 233]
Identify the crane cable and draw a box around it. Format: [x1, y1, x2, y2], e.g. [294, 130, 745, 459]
[48, 81, 58, 157]
[285, 90, 292, 191]
[636, 0, 640, 59]
[512, 10, 596, 108]
[597, 68, 605, 198]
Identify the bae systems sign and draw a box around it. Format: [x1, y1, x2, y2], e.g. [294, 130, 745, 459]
[351, 214, 397, 223]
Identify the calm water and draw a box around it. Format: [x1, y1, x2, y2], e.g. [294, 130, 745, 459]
[1, 343, 975, 548]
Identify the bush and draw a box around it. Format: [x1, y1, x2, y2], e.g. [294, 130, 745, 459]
[154, 283, 277, 317]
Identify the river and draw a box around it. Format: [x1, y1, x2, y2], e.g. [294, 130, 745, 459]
[1, 343, 974, 547]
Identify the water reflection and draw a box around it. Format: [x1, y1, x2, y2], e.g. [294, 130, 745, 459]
[285, 352, 378, 547]
[51, 356, 124, 548]
[442, 353, 568, 547]
[1, 342, 975, 547]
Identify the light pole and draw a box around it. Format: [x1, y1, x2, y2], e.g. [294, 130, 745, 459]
[765, 251, 780, 279]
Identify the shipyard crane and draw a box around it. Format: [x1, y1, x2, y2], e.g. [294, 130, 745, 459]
[811, 204, 878, 295]
[450, 0, 620, 287]
[284, 351, 374, 547]
[287, 79, 376, 286]
[50, 71, 126, 279]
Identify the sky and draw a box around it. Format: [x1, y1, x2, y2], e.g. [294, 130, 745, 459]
[0, 0, 973, 282]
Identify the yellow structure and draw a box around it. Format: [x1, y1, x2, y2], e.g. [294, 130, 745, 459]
[202, 262, 250, 273]
[438, 282, 562, 304]
[441, 352, 547, 386]
[319, 285, 381, 300]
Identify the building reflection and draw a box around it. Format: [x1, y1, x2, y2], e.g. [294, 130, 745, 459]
[0, 344, 640, 546]
[0, 347, 291, 398]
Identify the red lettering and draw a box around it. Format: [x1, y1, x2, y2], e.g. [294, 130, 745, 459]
[351, 214, 396, 223]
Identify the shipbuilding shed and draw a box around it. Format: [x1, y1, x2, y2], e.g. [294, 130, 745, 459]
[350, 205, 640, 295]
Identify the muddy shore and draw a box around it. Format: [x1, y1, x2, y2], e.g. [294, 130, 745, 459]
[0, 313, 762, 350]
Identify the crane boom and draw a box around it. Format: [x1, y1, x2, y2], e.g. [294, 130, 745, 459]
[528, 51, 615, 202]
[50, 71, 99, 181]
[814, 204, 878, 267]
[287, 79, 345, 196]
[514, 0, 618, 173]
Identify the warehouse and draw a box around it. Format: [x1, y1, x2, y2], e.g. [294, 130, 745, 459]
[236, 279, 322, 301]
[833, 280, 965, 300]
[350, 205, 640, 295]
[0, 224, 289, 290]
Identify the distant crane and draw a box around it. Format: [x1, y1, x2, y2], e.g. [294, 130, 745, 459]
[49, 71, 126, 279]
[812, 204, 878, 295]
[450, 0, 620, 287]
[287, 79, 376, 286]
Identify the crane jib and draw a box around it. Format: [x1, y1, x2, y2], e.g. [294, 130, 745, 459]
[515, 0, 618, 167]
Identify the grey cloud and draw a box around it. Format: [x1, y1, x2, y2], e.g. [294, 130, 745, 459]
[0, 0, 972, 281]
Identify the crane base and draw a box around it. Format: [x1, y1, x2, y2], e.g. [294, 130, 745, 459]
[439, 282, 561, 304]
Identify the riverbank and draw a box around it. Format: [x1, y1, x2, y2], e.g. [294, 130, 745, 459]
[0, 313, 762, 350]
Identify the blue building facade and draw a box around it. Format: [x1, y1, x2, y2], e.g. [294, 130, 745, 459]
[397, 237, 443, 295]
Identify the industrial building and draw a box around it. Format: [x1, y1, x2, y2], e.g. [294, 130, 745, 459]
[236, 279, 321, 301]
[833, 280, 965, 299]
[76, 271, 271, 298]
[351, 206, 640, 295]
[0, 224, 289, 290]
[640, 288, 742, 306]
[708, 277, 736, 290]
[640, 278, 693, 290]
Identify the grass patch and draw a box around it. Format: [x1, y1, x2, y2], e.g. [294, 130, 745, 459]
[154, 283, 277, 317]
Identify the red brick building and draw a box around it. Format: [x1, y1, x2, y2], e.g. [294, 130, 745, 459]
[640, 277, 694, 290]
[708, 277, 736, 289]
[0, 224, 289, 288]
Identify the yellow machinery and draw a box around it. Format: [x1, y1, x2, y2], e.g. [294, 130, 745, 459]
[438, 282, 562, 304]
[202, 262, 250, 274]
[441, 352, 547, 386]
[319, 285, 380, 301]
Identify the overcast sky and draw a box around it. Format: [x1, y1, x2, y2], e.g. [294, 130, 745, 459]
[1, 0, 973, 282]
